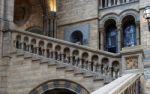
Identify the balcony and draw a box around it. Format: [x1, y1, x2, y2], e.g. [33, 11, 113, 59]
[99, 0, 139, 9]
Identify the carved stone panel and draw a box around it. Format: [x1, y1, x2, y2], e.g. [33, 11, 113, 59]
[126, 56, 138, 70]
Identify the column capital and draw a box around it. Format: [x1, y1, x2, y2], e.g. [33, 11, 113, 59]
[116, 23, 122, 31]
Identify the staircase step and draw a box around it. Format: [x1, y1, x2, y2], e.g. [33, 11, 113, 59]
[74, 68, 84, 75]
[94, 75, 104, 81]
[48, 60, 57, 66]
[32, 55, 41, 61]
[56, 63, 66, 69]
[84, 71, 94, 78]
[65, 66, 75, 72]
[24, 53, 32, 59]
[40, 58, 50, 64]
[16, 51, 24, 57]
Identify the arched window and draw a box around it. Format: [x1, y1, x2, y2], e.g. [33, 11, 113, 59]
[105, 19, 118, 53]
[70, 31, 83, 45]
[122, 15, 137, 47]
[123, 24, 136, 47]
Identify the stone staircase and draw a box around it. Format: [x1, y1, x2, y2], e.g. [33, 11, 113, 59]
[7, 50, 105, 94]
[2, 29, 121, 94]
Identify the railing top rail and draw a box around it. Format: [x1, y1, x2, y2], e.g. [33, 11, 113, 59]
[92, 73, 141, 94]
[11, 29, 121, 58]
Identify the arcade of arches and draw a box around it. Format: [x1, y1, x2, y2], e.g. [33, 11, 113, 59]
[100, 15, 140, 53]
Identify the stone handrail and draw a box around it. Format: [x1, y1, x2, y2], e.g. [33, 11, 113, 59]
[4, 29, 121, 81]
[92, 73, 142, 94]
[12, 29, 120, 57]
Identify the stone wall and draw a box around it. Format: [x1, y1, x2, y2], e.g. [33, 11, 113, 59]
[14, 3, 43, 31]
[57, 0, 98, 25]
[57, 19, 99, 49]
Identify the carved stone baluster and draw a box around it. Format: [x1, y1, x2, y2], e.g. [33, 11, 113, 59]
[108, 0, 111, 7]
[117, 0, 120, 5]
[100, 0, 103, 8]
[105, 0, 107, 7]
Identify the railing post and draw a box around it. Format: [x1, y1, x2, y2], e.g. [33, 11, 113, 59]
[100, 0, 103, 8]
[117, 0, 120, 5]
[108, 0, 111, 7]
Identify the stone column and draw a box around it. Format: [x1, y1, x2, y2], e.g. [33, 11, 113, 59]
[105, 0, 107, 7]
[99, 28, 105, 50]
[108, 0, 111, 7]
[100, 0, 103, 8]
[136, 21, 140, 45]
[117, 0, 120, 5]
[126, 0, 129, 3]
[117, 23, 122, 52]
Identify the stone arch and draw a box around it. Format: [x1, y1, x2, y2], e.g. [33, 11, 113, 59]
[30, 39, 36, 53]
[121, 14, 137, 47]
[91, 55, 99, 71]
[120, 9, 140, 22]
[100, 13, 119, 28]
[29, 79, 90, 94]
[104, 19, 118, 53]
[23, 36, 29, 51]
[55, 45, 61, 52]
[63, 47, 70, 56]
[111, 61, 120, 78]
[101, 57, 109, 74]
[26, 26, 43, 35]
[47, 43, 53, 50]
[15, 35, 21, 49]
[54, 45, 61, 60]
[82, 52, 89, 60]
[38, 41, 45, 55]
[46, 43, 53, 58]
[72, 50, 79, 57]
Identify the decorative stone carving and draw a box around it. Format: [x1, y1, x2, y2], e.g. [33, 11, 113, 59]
[126, 56, 138, 70]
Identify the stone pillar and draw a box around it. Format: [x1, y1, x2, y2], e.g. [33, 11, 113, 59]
[126, 0, 129, 3]
[117, 0, 120, 5]
[99, 28, 105, 50]
[117, 23, 122, 52]
[105, 0, 107, 7]
[108, 0, 111, 7]
[136, 21, 140, 45]
[100, 0, 103, 8]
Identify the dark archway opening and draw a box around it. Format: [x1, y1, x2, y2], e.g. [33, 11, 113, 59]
[70, 31, 83, 45]
[104, 19, 118, 53]
[43, 89, 76, 94]
[122, 15, 137, 47]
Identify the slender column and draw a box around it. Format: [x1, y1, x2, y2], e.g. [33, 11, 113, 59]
[105, 0, 107, 7]
[100, 0, 103, 8]
[117, 0, 120, 5]
[99, 28, 105, 50]
[117, 23, 122, 52]
[108, 0, 111, 7]
[126, 0, 129, 3]
[136, 22, 140, 45]
[114, 0, 116, 5]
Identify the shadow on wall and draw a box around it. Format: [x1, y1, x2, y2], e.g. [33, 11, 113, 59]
[26, 26, 44, 35]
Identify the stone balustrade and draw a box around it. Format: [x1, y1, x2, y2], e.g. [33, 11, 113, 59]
[92, 73, 142, 94]
[99, 0, 139, 9]
[8, 29, 121, 80]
